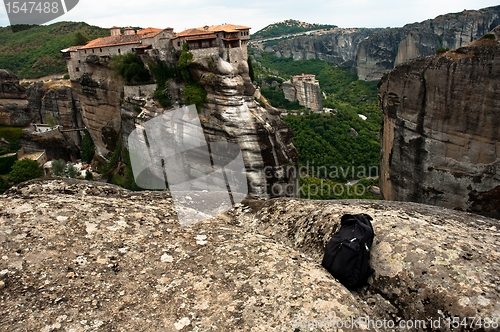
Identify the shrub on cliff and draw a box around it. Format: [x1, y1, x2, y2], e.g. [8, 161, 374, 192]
[8, 159, 44, 184]
[178, 43, 208, 110]
[148, 60, 177, 107]
[183, 83, 207, 109]
[436, 47, 450, 54]
[110, 53, 153, 86]
[178, 43, 194, 83]
[51, 159, 66, 176]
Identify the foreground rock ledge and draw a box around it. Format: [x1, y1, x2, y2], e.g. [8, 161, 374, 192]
[1, 179, 499, 331]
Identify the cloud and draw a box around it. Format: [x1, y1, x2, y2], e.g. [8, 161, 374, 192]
[0, 0, 498, 32]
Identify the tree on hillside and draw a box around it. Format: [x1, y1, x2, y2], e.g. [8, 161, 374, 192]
[81, 130, 95, 164]
[8, 159, 44, 184]
[74, 32, 89, 46]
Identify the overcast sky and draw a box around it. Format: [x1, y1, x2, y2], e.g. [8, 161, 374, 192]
[0, 0, 499, 33]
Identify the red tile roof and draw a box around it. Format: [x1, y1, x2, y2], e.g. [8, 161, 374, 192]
[137, 27, 163, 38]
[206, 24, 250, 33]
[75, 28, 166, 50]
[175, 24, 250, 38]
[79, 34, 142, 49]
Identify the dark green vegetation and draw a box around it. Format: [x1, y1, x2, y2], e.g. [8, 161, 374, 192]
[178, 43, 207, 109]
[251, 19, 336, 39]
[250, 51, 381, 199]
[0, 126, 23, 176]
[110, 53, 153, 86]
[51, 159, 66, 177]
[8, 158, 44, 184]
[436, 47, 450, 54]
[80, 130, 96, 164]
[300, 176, 379, 200]
[0, 154, 17, 175]
[100, 142, 141, 191]
[0, 126, 22, 155]
[149, 60, 178, 107]
[0, 22, 109, 79]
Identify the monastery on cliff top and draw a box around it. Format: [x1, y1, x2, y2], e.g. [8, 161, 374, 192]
[61, 24, 251, 80]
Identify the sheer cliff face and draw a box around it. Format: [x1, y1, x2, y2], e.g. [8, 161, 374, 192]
[255, 6, 500, 82]
[357, 5, 500, 81]
[189, 49, 298, 197]
[255, 28, 380, 66]
[379, 28, 500, 218]
[0, 69, 30, 126]
[65, 48, 298, 198]
[69, 59, 125, 158]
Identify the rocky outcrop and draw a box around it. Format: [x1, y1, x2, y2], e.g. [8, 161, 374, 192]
[0, 69, 31, 126]
[69, 57, 125, 158]
[356, 5, 500, 81]
[174, 48, 298, 197]
[233, 198, 500, 329]
[1, 179, 499, 331]
[252, 28, 381, 67]
[379, 27, 500, 218]
[283, 74, 323, 112]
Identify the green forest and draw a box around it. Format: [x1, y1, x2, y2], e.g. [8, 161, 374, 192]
[0, 22, 108, 78]
[250, 50, 382, 198]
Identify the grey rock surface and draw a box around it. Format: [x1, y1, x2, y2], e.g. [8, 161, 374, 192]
[1, 179, 499, 331]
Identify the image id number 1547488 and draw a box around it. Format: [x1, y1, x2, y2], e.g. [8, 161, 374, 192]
[5, 1, 61, 14]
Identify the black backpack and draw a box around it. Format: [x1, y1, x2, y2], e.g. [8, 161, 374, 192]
[321, 213, 375, 288]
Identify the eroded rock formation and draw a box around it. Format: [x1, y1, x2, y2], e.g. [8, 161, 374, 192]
[1, 179, 499, 331]
[356, 5, 500, 81]
[253, 5, 500, 82]
[69, 57, 125, 158]
[379, 27, 500, 218]
[252, 27, 380, 67]
[0, 69, 31, 126]
[189, 49, 298, 197]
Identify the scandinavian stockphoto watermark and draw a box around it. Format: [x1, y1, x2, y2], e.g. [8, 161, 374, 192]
[3, 0, 79, 31]
[128, 105, 248, 226]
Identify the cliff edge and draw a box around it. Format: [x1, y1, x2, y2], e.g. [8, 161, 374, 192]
[1, 179, 499, 331]
[379, 26, 500, 218]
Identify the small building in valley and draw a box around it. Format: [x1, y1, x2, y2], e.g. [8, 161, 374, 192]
[17, 147, 47, 166]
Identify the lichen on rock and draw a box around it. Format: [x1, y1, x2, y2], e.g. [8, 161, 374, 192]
[1, 179, 499, 331]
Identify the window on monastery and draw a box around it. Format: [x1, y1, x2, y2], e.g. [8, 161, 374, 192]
[118, 49, 121, 54]
[75, 67, 80, 72]
[100, 48, 102, 52]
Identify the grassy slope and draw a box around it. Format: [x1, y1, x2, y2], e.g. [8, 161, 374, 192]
[0, 22, 108, 79]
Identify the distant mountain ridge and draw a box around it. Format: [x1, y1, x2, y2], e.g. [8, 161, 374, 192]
[253, 5, 500, 81]
[251, 19, 337, 40]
